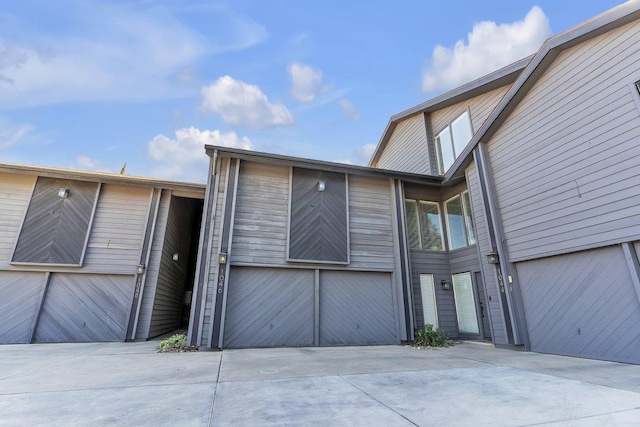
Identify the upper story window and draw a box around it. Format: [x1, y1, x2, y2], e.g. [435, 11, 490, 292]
[444, 191, 476, 250]
[404, 199, 444, 251]
[435, 110, 473, 174]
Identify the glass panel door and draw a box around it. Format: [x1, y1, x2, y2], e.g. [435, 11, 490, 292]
[452, 272, 479, 334]
[419, 274, 438, 327]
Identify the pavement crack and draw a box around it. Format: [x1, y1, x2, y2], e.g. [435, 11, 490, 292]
[518, 406, 640, 426]
[208, 351, 224, 427]
[339, 375, 419, 427]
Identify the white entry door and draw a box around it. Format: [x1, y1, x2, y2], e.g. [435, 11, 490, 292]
[452, 272, 479, 334]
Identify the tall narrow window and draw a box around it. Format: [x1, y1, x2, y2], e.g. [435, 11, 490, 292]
[404, 200, 422, 250]
[445, 195, 467, 250]
[420, 274, 438, 327]
[461, 191, 476, 245]
[452, 272, 479, 334]
[419, 201, 444, 251]
[435, 110, 473, 174]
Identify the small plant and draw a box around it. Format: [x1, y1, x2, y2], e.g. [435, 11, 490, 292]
[157, 333, 197, 352]
[413, 324, 452, 347]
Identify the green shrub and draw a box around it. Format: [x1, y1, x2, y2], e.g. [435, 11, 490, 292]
[413, 324, 452, 347]
[157, 333, 190, 352]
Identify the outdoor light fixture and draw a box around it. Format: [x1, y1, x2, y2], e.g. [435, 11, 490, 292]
[58, 188, 69, 198]
[172, 253, 179, 261]
[441, 279, 451, 290]
[136, 265, 145, 275]
[218, 253, 228, 265]
[486, 252, 500, 264]
[318, 180, 326, 192]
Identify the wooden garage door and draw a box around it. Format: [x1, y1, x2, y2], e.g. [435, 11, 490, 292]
[518, 246, 640, 364]
[320, 271, 397, 346]
[33, 274, 134, 343]
[223, 268, 315, 348]
[0, 272, 45, 344]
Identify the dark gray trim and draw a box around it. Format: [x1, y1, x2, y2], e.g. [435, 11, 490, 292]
[205, 145, 442, 186]
[211, 158, 240, 349]
[187, 153, 218, 346]
[621, 242, 640, 305]
[28, 272, 51, 343]
[370, 56, 531, 167]
[314, 269, 320, 346]
[393, 180, 415, 339]
[126, 188, 161, 340]
[444, 2, 640, 182]
[229, 261, 394, 272]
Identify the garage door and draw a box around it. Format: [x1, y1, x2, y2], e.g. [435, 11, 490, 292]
[0, 272, 45, 344]
[223, 268, 315, 348]
[320, 271, 397, 346]
[34, 274, 134, 343]
[518, 246, 640, 364]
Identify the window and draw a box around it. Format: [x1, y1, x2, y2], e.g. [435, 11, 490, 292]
[404, 199, 444, 251]
[12, 177, 99, 265]
[435, 110, 473, 174]
[452, 272, 479, 334]
[444, 191, 476, 250]
[420, 274, 438, 327]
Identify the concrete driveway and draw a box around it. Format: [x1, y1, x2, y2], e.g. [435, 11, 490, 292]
[1, 341, 639, 426]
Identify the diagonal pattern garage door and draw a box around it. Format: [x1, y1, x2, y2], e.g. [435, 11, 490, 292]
[320, 271, 397, 346]
[34, 273, 134, 343]
[224, 268, 315, 348]
[0, 272, 45, 344]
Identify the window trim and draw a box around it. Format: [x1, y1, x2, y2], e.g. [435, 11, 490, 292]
[10, 177, 101, 267]
[435, 109, 474, 174]
[418, 200, 445, 251]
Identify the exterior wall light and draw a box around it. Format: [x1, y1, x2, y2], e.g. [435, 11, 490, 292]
[172, 253, 179, 261]
[136, 265, 145, 275]
[486, 252, 500, 264]
[218, 253, 228, 265]
[318, 180, 326, 192]
[441, 279, 451, 290]
[58, 188, 69, 198]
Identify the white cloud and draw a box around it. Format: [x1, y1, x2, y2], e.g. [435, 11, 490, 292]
[288, 62, 323, 102]
[360, 143, 377, 161]
[75, 156, 102, 170]
[0, 2, 267, 109]
[201, 76, 295, 129]
[339, 99, 361, 119]
[148, 127, 253, 181]
[422, 6, 551, 93]
[0, 121, 33, 149]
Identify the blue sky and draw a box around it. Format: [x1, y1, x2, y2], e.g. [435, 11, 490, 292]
[0, 0, 624, 182]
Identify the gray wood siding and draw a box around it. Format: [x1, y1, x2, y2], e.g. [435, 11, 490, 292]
[409, 250, 458, 338]
[430, 85, 511, 135]
[0, 173, 35, 267]
[348, 175, 395, 270]
[34, 273, 134, 343]
[466, 163, 508, 344]
[289, 168, 348, 263]
[486, 21, 640, 261]
[149, 196, 198, 337]
[201, 159, 229, 344]
[84, 184, 151, 273]
[12, 177, 98, 265]
[0, 271, 45, 343]
[319, 271, 397, 345]
[376, 114, 431, 175]
[135, 190, 171, 339]
[224, 267, 315, 348]
[230, 161, 289, 265]
[517, 246, 640, 364]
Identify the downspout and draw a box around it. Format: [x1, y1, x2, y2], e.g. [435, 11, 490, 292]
[474, 143, 530, 349]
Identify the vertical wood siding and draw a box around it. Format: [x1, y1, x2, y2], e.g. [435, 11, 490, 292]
[12, 178, 98, 265]
[348, 175, 395, 270]
[319, 271, 397, 345]
[0, 173, 35, 267]
[486, 21, 640, 261]
[84, 184, 151, 273]
[0, 271, 45, 343]
[223, 267, 315, 348]
[466, 163, 508, 344]
[149, 197, 199, 337]
[230, 161, 289, 265]
[289, 168, 348, 263]
[517, 246, 640, 364]
[34, 273, 134, 342]
[376, 114, 431, 174]
[430, 85, 511, 135]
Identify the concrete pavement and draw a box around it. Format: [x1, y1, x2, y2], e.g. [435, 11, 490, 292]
[0, 341, 639, 426]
